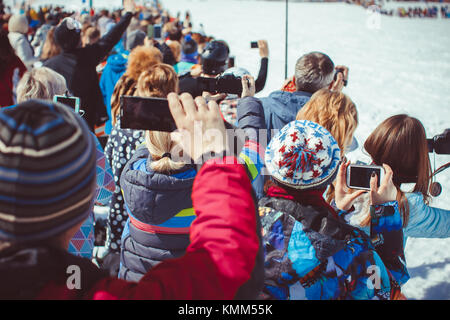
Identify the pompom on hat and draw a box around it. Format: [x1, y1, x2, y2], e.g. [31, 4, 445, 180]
[0, 100, 97, 243]
[54, 17, 82, 52]
[265, 120, 341, 190]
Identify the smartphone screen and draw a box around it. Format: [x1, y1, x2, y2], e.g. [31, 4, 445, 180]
[120, 96, 177, 132]
[154, 24, 162, 40]
[250, 41, 258, 49]
[54, 95, 80, 112]
[229, 56, 235, 68]
[348, 165, 382, 190]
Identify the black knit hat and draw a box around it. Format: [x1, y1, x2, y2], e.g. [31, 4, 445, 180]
[54, 18, 82, 52]
[0, 100, 97, 243]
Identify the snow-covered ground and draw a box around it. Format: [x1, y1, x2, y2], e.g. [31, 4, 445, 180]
[5, 0, 450, 300]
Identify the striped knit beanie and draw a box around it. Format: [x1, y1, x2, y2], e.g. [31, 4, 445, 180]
[0, 100, 97, 243]
[265, 120, 341, 190]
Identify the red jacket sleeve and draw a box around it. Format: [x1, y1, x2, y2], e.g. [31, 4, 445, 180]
[87, 157, 259, 300]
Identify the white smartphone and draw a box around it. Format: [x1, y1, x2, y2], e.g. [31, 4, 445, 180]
[346, 164, 385, 191]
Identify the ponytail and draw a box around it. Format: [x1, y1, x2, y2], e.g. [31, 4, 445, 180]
[145, 131, 185, 173]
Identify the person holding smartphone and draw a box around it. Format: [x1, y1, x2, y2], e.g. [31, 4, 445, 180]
[118, 64, 199, 281]
[258, 119, 408, 300]
[43, 0, 137, 132]
[0, 95, 261, 300]
[340, 115, 450, 245]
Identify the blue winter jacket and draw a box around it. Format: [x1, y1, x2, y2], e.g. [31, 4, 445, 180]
[260, 197, 409, 300]
[259, 90, 312, 141]
[343, 192, 450, 246]
[404, 192, 450, 241]
[237, 97, 267, 200]
[118, 146, 197, 282]
[99, 51, 129, 135]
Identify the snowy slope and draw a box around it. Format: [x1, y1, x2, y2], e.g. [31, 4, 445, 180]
[4, 0, 450, 300]
[163, 0, 450, 300]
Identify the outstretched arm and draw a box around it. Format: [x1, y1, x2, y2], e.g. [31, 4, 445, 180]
[87, 0, 136, 64]
[87, 94, 260, 300]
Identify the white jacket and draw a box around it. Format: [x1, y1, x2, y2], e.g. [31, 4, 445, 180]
[8, 32, 36, 69]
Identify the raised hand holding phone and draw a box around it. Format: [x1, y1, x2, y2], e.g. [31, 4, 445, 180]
[369, 164, 397, 206]
[335, 161, 366, 211]
[168, 93, 228, 163]
[241, 75, 255, 98]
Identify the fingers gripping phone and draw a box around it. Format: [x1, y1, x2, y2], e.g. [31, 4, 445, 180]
[346, 164, 385, 191]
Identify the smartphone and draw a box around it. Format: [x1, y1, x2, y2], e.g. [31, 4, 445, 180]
[120, 96, 177, 132]
[147, 24, 154, 39]
[250, 41, 258, 49]
[120, 95, 235, 132]
[53, 95, 80, 113]
[153, 24, 162, 41]
[228, 56, 235, 68]
[346, 164, 385, 191]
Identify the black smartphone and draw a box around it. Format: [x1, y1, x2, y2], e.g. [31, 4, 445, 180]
[120, 96, 177, 132]
[250, 41, 258, 49]
[154, 24, 162, 41]
[53, 95, 80, 112]
[197, 77, 218, 94]
[346, 164, 384, 191]
[229, 56, 235, 68]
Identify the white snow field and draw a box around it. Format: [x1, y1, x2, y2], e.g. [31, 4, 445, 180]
[5, 0, 450, 300]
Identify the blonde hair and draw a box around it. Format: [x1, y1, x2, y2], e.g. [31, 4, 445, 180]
[296, 88, 358, 203]
[135, 64, 184, 173]
[16, 67, 68, 103]
[110, 46, 163, 125]
[296, 88, 358, 152]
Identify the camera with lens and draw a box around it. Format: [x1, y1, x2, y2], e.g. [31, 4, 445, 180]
[427, 129, 450, 155]
[198, 73, 249, 96]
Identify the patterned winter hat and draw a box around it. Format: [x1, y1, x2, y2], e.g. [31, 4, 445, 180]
[265, 120, 341, 190]
[0, 100, 97, 243]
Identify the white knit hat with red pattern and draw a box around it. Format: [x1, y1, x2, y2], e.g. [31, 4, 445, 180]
[265, 120, 341, 190]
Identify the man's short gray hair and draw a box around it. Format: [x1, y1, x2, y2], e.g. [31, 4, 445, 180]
[16, 67, 68, 103]
[295, 52, 335, 93]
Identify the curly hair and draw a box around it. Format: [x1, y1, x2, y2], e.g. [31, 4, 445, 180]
[135, 64, 183, 173]
[110, 46, 163, 125]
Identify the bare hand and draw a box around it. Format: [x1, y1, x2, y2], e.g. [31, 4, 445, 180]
[258, 40, 269, 58]
[168, 93, 228, 162]
[144, 37, 154, 47]
[370, 164, 397, 206]
[335, 161, 366, 211]
[190, 65, 203, 78]
[202, 91, 227, 103]
[241, 75, 256, 98]
[330, 65, 349, 92]
[123, 0, 136, 13]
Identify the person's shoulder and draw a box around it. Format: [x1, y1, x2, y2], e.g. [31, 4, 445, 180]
[405, 191, 424, 204]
